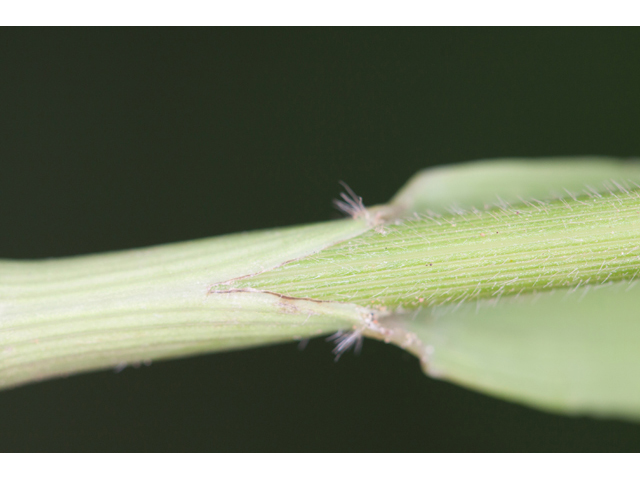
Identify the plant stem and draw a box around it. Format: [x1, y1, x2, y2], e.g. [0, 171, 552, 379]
[227, 188, 640, 308]
[0, 219, 370, 390]
[3, 157, 640, 422]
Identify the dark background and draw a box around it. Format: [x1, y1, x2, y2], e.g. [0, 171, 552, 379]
[1, 28, 640, 452]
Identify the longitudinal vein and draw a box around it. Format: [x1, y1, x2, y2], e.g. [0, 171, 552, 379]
[225, 189, 640, 308]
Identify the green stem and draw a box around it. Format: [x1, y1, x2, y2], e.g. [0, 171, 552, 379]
[0, 219, 370, 390]
[228, 188, 640, 308]
[3, 157, 640, 422]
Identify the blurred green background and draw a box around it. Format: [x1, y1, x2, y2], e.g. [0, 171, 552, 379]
[1, 28, 640, 451]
